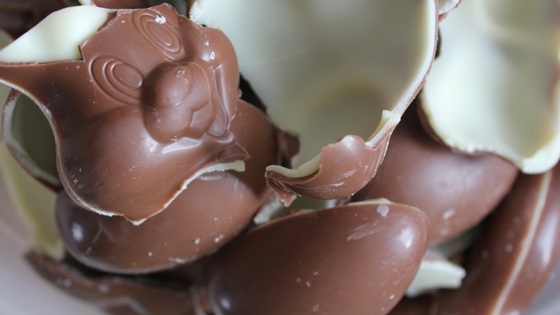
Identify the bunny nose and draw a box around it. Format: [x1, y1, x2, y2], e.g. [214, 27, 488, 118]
[143, 62, 193, 108]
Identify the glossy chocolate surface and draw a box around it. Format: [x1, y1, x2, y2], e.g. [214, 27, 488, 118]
[26, 251, 196, 315]
[353, 103, 518, 245]
[387, 296, 432, 315]
[0, 5, 249, 221]
[433, 163, 560, 314]
[1, 2, 558, 315]
[266, 131, 394, 206]
[88, 0, 147, 8]
[56, 100, 286, 274]
[205, 201, 429, 315]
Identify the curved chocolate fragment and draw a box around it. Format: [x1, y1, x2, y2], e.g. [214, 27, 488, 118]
[2, 90, 59, 188]
[267, 132, 392, 205]
[438, 0, 461, 19]
[0, 5, 248, 222]
[82, 0, 189, 13]
[0, 139, 62, 258]
[192, 0, 438, 202]
[387, 296, 432, 315]
[421, 0, 560, 174]
[56, 101, 284, 273]
[353, 103, 518, 245]
[204, 201, 428, 315]
[84, 0, 147, 8]
[406, 253, 465, 297]
[433, 163, 560, 315]
[26, 251, 196, 315]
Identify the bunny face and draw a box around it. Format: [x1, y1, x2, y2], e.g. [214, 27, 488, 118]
[0, 4, 249, 222]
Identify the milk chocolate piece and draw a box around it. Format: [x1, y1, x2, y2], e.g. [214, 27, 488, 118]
[87, 0, 147, 8]
[0, 5, 249, 222]
[353, 103, 518, 245]
[433, 163, 560, 315]
[267, 131, 393, 205]
[26, 251, 195, 315]
[85, 0, 189, 10]
[387, 296, 432, 315]
[204, 201, 429, 315]
[56, 100, 286, 273]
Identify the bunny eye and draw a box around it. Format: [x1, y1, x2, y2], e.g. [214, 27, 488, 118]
[90, 56, 143, 105]
[132, 10, 184, 61]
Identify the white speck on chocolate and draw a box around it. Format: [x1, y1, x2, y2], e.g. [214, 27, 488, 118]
[377, 204, 389, 217]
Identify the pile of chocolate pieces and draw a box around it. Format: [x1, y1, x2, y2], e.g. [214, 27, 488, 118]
[0, 0, 559, 314]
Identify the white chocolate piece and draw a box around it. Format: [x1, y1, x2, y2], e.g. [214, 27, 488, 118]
[0, 143, 62, 260]
[191, 0, 438, 176]
[406, 254, 466, 297]
[439, 0, 461, 17]
[0, 6, 112, 62]
[0, 30, 61, 259]
[422, 0, 560, 174]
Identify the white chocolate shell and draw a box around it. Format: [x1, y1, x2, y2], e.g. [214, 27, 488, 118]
[421, 0, 560, 174]
[438, 0, 461, 18]
[0, 30, 62, 259]
[191, 0, 439, 203]
[0, 141, 62, 259]
[0, 5, 112, 62]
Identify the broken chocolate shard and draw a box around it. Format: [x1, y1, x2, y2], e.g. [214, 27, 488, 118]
[433, 162, 560, 315]
[0, 5, 249, 222]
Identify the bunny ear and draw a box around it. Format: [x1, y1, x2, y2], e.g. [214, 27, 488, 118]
[0, 5, 113, 63]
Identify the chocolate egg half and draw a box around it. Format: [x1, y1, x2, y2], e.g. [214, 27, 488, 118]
[353, 103, 518, 245]
[56, 101, 287, 274]
[433, 162, 560, 315]
[191, 0, 439, 203]
[204, 201, 429, 315]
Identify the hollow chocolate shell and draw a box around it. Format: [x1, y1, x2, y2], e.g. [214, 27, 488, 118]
[26, 251, 196, 315]
[81, 0, 147, 8]
[190, 0, 438, 203]
[204, 200, 429, 315]
[80, 0, 188, 14]
[56, 100, 287, 274]
[387, 296, 432, 315]
[433, 162, 560, 315]
[438, 0, 461, 19]
[0, 5, 250, 222]
[353, 103, 518, 245]
[421, 0, 560, 174]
